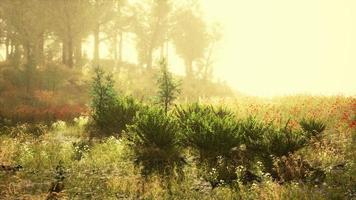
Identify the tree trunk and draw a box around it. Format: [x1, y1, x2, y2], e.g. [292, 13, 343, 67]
[25, 43, 35, 94]
[165, 40, 169, 64]
[185, 59, 193, 79]
[11, 43, 15, 55]
[113, 32, 118, 65]
[93, 24, 100, 65]
[160, 44, 164, 60]
[67, 36, 73, 68]
[24, 44, 30, 65]
[13, 44, 21, 67]
[74, 38, 82, 66]
[5, 37, 10, 60]
[147, 48, 153, 70]
[62, 40, 68, 65]
[119, 31, 123, 63]
[37, 33, 44, 66]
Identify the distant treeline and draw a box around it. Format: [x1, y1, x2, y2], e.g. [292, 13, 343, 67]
[0, 0, 234, 122]
[0, 0, 221, 80]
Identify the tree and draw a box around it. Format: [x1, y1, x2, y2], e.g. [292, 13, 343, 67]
[196, 23, 222, 81]
[102, 0, 133, 68]
[49, 0, 92, 68]
[89, 0, 117, 65]
[90, 67, 141, 136]
[157, 58, 180, 114]
[0, 0, 51, 92]
[0, 0, 49, 67]
[172, 5, 209, 79]
[90, 67, 118, 133]
[132, 0, 172, 69]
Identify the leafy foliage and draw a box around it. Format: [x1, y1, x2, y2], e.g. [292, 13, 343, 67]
[238, 116, 272, 156]
[90, 68, 141, 136]
[128, 107, 184, 177]
[299, 118, 326, 138]
[176, 104, 247, 186]
[176, 103, 239, 161]
[176, 104, 324, 185]
[265, 124, 308, 158]
[90, 67, 118, 133]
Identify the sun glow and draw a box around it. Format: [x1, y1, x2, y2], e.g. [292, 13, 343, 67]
[86, 0, 356, 97]
[200, 0, 356, 97]
[2, 1, 354, 97]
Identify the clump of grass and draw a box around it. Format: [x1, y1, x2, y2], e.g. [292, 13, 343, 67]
[176, 103, 239, 161]
[264, 121, 308, 158]
[299, 118, 326, 138]
[1, 123, 48, 138]
[72, 139, 90, 161]
[128, 107, 184, 178]
[176, 104, 257, 186]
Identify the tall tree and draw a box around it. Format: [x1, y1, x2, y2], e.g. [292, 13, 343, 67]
[102, 0, 133, 68]
[0, 0, 51, 92]
[0, 0, 49, 66]
[90, 0, 117, 65]
[0, 17, 6, 60]
[172, 5, 208, 79]
[196, 23, 222, 81]
[133, 0, 172, 70]
[49, 0, 92, 68]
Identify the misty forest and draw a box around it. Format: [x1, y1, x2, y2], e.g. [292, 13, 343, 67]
[0, 0, 355, 199]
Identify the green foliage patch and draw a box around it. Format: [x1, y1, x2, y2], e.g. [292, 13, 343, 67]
[128, 107, 185, 178]
[89, 68, 141, 137]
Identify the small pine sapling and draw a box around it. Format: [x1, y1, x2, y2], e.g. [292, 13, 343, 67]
[157, 59, 180, 114]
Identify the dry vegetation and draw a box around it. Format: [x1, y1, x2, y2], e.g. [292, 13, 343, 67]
[0, 95, 355, 199]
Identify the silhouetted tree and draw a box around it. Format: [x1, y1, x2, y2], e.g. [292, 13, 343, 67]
[133, 0, 172, 69]
[90, 0, 117, 65]
[172, 5, 209, 78]
[49, 0, 92, 68]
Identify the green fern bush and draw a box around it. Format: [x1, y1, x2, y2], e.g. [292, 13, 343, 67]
[175, 104, 240, 162]
[299, 118, 326, 138]
[238, 116, 272, 158]
[175, 104, 246, 186]
[265, 126, 307, 158]
[128, 107, 184, 178]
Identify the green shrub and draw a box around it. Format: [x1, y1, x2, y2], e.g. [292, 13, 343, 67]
[264, 121, 324, 158]
[256, 120, 325, 181]
[238, 116, 272, 158]
[265, 128, 307, 158]
[90, 68, 141, 136]
[176, 104, 240, 162]
[299, 118, 326, 138]
[176, 104, 325, 186]
[128, 107, 184, 178]
[176, 104, 246, 186]
[90, 67, 118, 134]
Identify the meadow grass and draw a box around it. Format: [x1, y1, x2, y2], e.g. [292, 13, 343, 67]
[0, 96, 355, 199]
